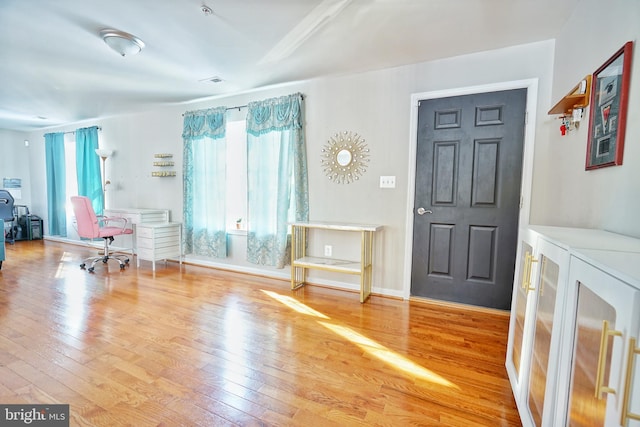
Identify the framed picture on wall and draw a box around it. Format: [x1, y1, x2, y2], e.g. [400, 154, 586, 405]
[586, 41, 633, 170]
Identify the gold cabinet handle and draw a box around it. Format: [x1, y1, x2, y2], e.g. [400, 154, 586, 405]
[539, 257, 547, 297]
[621, 337, 640, 425]
[526, 257, 538, 293]
[595, 320, 623, 399]
[521, 253, 531, 289]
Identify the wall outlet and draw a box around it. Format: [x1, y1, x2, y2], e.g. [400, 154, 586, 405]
[380, 175, 396, 188]
[324, 245, 332, 257]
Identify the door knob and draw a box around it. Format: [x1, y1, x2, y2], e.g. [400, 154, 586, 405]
[417, 207, 433, 215]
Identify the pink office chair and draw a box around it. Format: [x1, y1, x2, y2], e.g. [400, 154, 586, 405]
[71, 196, 133, 272]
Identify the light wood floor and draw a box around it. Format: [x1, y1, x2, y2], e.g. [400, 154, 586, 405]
[0, 240, 521, 426]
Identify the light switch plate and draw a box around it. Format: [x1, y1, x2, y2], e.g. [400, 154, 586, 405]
[380, 176, 396, 188]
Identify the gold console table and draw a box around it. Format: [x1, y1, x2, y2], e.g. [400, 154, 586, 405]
[290, 221, 382, 303]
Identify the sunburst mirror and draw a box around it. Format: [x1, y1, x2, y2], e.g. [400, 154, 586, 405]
[321, 131, 370, 184]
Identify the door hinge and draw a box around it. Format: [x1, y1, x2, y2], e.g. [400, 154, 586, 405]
[525, 111, 528, 125]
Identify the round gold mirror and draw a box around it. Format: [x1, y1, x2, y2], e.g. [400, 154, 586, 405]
[321, 131, 370, 184]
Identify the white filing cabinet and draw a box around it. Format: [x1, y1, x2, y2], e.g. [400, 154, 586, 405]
[136, 222, 182, 271]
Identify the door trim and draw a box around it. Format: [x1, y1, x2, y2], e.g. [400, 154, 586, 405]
[402, 79, 539, 300]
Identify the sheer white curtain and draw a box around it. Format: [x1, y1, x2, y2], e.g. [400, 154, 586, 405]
[246, 93, 308, 268]
[182, 107, 228, 257]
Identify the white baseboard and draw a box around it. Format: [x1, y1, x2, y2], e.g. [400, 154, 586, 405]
[45, 236, 402, 299]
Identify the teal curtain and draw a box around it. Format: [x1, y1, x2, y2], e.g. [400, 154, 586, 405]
[182, 107, 228, 257]
[45, 132, 66, 237]
[246, 93, 308, 268]
[75, 126, 103, 215]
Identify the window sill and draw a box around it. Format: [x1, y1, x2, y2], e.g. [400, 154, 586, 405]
[227, 228, 247, 236]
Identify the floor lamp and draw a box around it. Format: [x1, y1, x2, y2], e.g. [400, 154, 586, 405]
[95, 148, 113, 212]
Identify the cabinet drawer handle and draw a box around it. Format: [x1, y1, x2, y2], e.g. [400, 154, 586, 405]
[621, 337, 640, 425]
[595, 319, 623, 399]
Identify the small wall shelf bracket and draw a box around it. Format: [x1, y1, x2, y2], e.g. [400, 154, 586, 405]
[548, 75, 592, 135]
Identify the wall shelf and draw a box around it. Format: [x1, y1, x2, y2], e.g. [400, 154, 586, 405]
[152, 171, 176, 177]
[548, 75, 592, 115]
[152, 153, 176, 177]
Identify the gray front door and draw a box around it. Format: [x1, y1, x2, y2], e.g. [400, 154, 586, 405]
[410, 89, 526, 310]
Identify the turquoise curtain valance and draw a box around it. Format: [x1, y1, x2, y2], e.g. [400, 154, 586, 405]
[246, 93, 303, 136]
[182, 107, 227, 140]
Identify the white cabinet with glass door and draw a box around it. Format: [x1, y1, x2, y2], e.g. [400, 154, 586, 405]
[506, 228, 570, 427]
[506, 227, 539, 401]
[507, 226, 640, 426]
[555, 250, 640, 427]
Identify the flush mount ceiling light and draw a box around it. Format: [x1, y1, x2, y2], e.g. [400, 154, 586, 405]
[100, 29, 145, 57]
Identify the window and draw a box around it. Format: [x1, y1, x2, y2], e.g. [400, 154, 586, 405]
[225, 120, 247, 230]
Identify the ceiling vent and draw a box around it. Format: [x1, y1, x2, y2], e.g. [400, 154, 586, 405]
[200, 76, 223, 84]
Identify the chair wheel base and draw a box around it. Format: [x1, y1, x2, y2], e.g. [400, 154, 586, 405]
[80, 263, 86, 269]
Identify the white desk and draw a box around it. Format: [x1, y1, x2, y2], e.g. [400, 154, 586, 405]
[104, 208, 170, 225]
[104, 208, 181, 270]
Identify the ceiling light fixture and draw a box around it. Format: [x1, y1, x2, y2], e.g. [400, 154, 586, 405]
[100, 29, 145, 57]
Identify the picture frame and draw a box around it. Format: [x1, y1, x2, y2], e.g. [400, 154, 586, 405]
[586, 41, 633, 170]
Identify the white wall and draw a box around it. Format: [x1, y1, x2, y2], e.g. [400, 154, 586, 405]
[8, 0, 638, 299]
[0, 130, 32, 207]
[22, 39, 555, 297]
[531, 0, 640, 238]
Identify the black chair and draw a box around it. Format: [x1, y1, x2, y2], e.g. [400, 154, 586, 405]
[0, 190, 16, 244]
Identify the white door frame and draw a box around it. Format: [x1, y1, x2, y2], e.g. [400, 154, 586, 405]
[402, 79, 539, 300]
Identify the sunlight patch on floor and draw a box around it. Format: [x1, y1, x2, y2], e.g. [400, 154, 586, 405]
[54, 251, 76, 278]
[223, 306, 248, 352]
[61, 274, 88, 335]
[319, 321, 459, 389]
[262, 290, 457, 389]
[261, 290, 330, 319]
[61, 251, 75, 262]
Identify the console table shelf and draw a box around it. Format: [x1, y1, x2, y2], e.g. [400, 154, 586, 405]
[289, 221, 382, 303]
